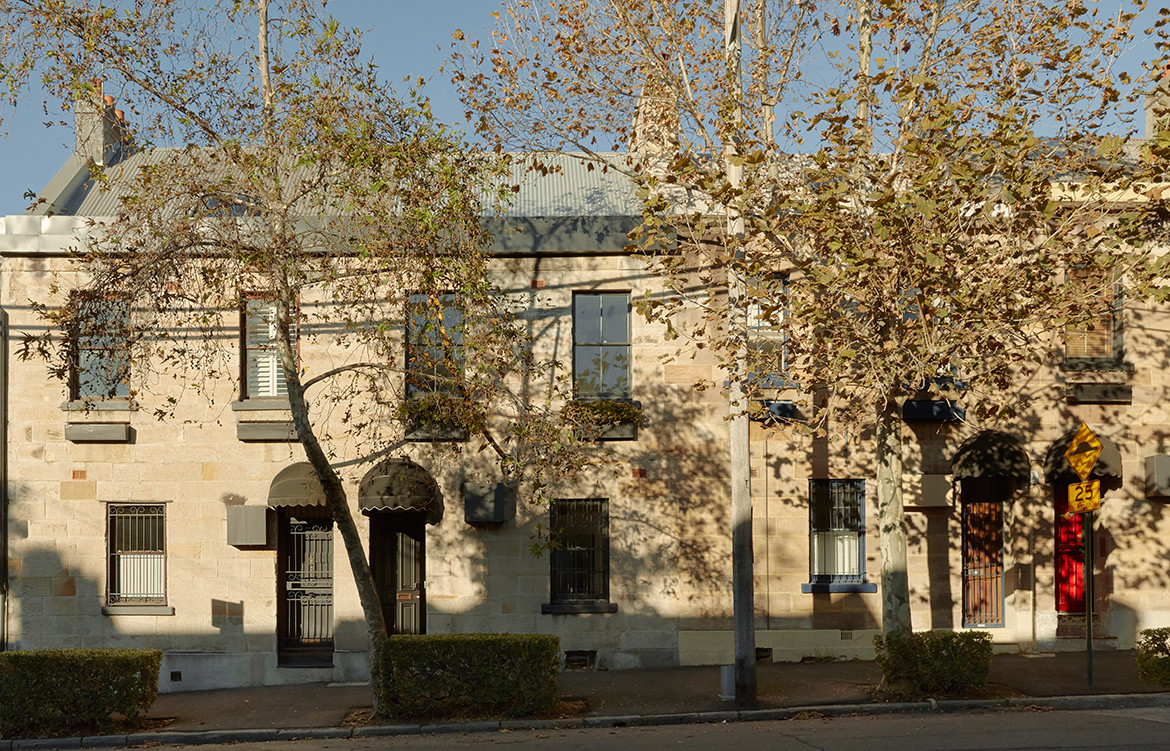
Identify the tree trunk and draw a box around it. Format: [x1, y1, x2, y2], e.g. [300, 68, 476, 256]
[257, 1, 388, 712]
[725, 0, 757, 708]
[876, 398, 911, 635]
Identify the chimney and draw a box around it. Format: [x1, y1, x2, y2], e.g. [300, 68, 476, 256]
[630, 54, 679, 160]
[1143, 61, 1170, 139]
[74, 80, 130, 165]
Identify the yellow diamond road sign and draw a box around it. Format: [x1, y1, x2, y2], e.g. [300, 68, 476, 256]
[1065, 422, 1103, 483]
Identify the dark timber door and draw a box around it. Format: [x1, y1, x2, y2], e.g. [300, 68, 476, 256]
[370, 512, 426, 634]
[277, 506, 334, 666]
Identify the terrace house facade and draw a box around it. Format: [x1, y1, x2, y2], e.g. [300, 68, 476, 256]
[2, 91, 1170, 691]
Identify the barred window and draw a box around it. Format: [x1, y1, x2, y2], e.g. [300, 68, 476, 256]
[243, 296, 297, 399]
[107, 504, 166, 606]
[543, 498, 617, 614]
[802, 479, 875, 594]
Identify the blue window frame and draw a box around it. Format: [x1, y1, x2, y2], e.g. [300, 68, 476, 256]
[802, 479, 876, 594]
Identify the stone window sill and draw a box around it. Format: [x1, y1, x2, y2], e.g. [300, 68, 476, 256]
[542, 600, 618, 614]
[102, 605, 175, 616]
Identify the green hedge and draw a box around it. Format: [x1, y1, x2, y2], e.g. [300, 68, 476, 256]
[0, 648, 161, 738]
[1136, 627, 1170, 687]
[378, 633, 559, 720]
[873, 631, 992, 695]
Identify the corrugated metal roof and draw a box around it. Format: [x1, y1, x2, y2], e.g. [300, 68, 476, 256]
[497, 152, 641, 218]
[42, 147, 642, 220]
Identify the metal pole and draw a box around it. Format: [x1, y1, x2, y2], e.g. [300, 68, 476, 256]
[1084, 509, 1093, 686]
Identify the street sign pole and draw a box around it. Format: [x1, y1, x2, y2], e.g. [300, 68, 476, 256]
[1084, 509, 1093, 686]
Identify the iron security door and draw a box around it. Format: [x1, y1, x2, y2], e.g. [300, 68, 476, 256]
[370, 512, 425, 634]
[277, 507, 334, 666]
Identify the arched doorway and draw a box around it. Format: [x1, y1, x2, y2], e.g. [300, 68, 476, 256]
[268, 463, 333, 667]
[952, 431, 1031, 628]
[1042, 428, 1122, 617]
[359, 459, 442, 635]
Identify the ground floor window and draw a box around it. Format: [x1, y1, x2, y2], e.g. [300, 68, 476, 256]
[803, 479, 875, 593]
[543, 498, 617, 614]
[107, 503, 166, 606]
[961, 477, 1013, 627]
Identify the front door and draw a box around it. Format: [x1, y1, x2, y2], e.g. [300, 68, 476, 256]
[370, 512, 426, 634]
[276, 506, 335, 666]
[1054, 485, 1085, 613]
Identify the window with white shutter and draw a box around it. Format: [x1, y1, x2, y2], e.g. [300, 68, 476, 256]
[243, 297, 297, 399]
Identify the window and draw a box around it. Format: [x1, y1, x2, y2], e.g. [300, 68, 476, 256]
[243, 297, 297, 399]
[961, 477, 1012, 627]
[1064, 267, 1123, 366]
[542, 498, 617, 614]
[573, 292, 631, 400]
[746, 274, 790, 388]
[802, 479, 876, 594]
[71, 294, 130, 400]
[406, 293, 464, 398]
[106, 503, 166, 607]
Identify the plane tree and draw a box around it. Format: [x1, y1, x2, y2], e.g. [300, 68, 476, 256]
[455, 0, 1154, 654]
[0, 0, 589, 714]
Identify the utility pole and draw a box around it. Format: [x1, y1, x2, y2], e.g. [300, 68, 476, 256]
[725, 0, 756, 707]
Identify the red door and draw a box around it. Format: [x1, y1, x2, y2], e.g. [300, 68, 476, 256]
[1054, 487, 1084, 613]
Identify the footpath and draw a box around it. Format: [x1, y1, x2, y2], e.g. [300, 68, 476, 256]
[5, 650, 1169, 749]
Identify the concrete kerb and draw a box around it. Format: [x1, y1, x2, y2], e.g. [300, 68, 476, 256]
[6, 693, 1170, 750]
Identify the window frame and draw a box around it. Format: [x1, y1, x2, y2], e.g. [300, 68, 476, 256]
[69, 293, 131, 402]
[1062, 268, 1130, 372]
[572, 291, 632, 401]
[801, 479, 876, 594]
[103, 502, 174, 616]
[405, 292, 465, 399]
[240, 294, 299, 401]
[745, 273, 793, 389]
[542, 498, 618, 614]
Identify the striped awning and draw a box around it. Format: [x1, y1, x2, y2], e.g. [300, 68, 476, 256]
[268, 462, 328, 508]
[952, 431, 1031, 480]
[358, 459, 442, 524]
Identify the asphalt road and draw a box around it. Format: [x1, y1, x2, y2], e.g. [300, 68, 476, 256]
[150, 706, 1170, 750]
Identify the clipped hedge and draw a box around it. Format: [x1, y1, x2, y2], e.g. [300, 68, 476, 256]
[1136, 627, 1170, 687]
[378, 633, 559, 720]
[873, 630, 992, 695]
[0, 648, 161, 738]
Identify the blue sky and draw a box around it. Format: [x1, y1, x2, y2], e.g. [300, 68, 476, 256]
[0, 1, 1164, 216]
[0, 1, 495, 215]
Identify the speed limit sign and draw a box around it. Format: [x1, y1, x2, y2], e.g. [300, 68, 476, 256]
[1068, 479, 1101, 514]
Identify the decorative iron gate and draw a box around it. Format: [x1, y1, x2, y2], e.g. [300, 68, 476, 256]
[277, 508, 334, 666]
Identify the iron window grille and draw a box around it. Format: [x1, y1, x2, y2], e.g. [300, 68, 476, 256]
[107, 504, 166, 605]
[803, 479, 875, 593]
[572, 293, 631, 400]
[242, 296, 298, 399]
[544, 498, 616, 613]
[71, 293, 130, 400]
